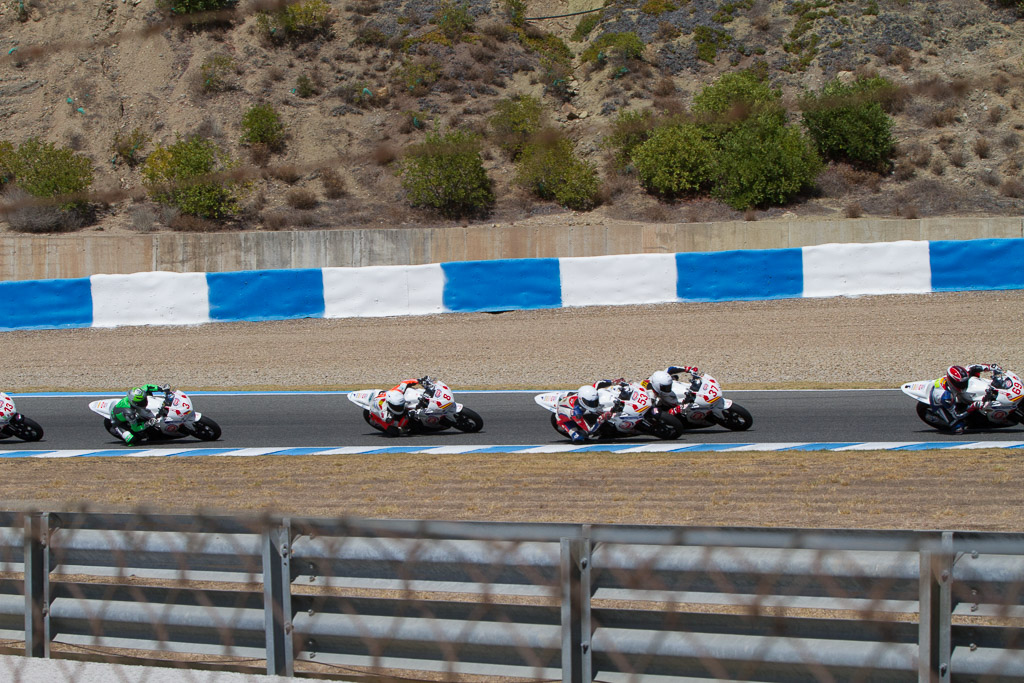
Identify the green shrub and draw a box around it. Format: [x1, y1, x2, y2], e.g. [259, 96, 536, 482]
[111, 128, 150, 166]
[142, 135, 237, 219]
[641, 0, 677, 16]
[632, 123, 716, 198]
[256, 0, 333, 44]
[712, 121, 822, 209]
[603, 109, 657, 170]
[398, 59, 442, 95]
[400, 130, 494, 218]
[489, 94, 544, 160]
[0, 137, 93, 207]
[157, 0, 236, 14]
[692, 69, 784, 130]
[198, 54, 235, 94]
[515, 134, 600, 211]
[693, 25, 731, 63]
[800, 77, 895, 171]
[240, 104, 286, 151]
[504, 0, 526, 28]
[433, 0, 474, 41]
[994, 0, 1024, 12]
[572, 12, 602, 41]
[580, 32, 645, 64]
[295, 74, 318, 98]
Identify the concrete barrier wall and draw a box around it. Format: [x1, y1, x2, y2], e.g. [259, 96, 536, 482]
[1, 217, 1021, 281]
[3, 238, 1022, 332]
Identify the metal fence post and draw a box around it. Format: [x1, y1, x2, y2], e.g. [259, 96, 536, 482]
[919, 531, 953, 683]
[263, 518, 294, 677]
[24, 512, 53, 658]
[561, 531, 592, 683]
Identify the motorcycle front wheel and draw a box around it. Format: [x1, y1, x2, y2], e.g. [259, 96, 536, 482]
[8, 415, 43, 442]
[638, 413, 684, 440]
[448, 407, 483, 433]
[188, 415, 222, 441]
[719, 404, 753, 431]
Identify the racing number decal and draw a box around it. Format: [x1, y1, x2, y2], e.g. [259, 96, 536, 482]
[704, 385, 720, 402]
[1012, 382, 1023, 396]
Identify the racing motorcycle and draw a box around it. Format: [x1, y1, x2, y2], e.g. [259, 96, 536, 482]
[348, 378, 484, 434]
[0, 392, 44, 442]
[536, 382, 684, 441]
[89, 389, 222, 444]
[902, 365, 1024, 433]
[668, 370, 753, 431]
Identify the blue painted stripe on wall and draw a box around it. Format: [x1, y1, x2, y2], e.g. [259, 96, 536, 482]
[676, 248, 803, 302]
[442, 258, 561, 312]
[930, 238, 1024, 292]
[207, 269, 325, 322]
[0, 277, 92, 331]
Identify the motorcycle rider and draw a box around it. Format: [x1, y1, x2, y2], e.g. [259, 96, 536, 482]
[642, 366, 701, 411]
[929, 364, 1003, 434]
[555, 383, 624, 443]
[367, 377, 435, 437]
[111, 383, 173, 445]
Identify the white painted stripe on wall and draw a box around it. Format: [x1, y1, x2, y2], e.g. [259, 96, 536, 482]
[801, 240, 931, 298]
[322, 263, 444, 318]
[90, 272, 211, 328]
[559, 253, 678, 307]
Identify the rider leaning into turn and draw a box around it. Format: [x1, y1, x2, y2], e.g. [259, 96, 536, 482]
[367, 377, 436, 437]
[111, 383, 173, 445]
[930, 364, 1004, 434]
[641, 366, 701, 410]
[555, 381, 631, 443]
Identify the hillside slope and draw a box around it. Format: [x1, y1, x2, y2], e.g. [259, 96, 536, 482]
[0, 0, 1022, 235]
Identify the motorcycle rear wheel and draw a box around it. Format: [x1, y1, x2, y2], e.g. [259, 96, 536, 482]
[189, 415, 222, 441]
[8, 415, 43, 442]
[719, 404, 753, 431]
[449, 407, 483, 433]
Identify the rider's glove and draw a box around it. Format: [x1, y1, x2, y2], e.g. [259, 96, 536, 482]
[159, 384, 171, 394]
[990, 363, 1003, 373]
[683, 390, 697, 403]
[145, 417, 158, 427]
[598, 410, 614, 422]
[610, 399, 624, 413]
[968, 400, 987, 413]
[417, 395, 430, 409]
[686, 366, 699, 376]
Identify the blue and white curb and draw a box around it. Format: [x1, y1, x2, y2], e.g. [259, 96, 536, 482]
[1, 442, 1022, 459]
[1, 237, 1022, 331]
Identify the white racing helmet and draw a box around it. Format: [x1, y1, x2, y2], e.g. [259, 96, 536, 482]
[385, 389, 407, 416]
[577, 385, 600, 412]
[650, 370, 674, 394]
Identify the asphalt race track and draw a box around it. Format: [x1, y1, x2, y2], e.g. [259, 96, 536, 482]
[2, 390, 1023, 451]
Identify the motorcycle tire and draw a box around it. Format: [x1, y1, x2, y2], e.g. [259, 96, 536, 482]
[0, 425, 10, 439]
[638, 413, 684, 440]
[188, 415, 222, 441]
[8, 415, 43, 442]
[449, 407, 483, 433]
[719, 404, 753, 431]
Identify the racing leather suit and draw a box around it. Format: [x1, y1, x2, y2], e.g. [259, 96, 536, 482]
[927, 364, 997, 433]
[555, 382, 625, 443]
[111, 384, 172, 445]
[641, 366, 700, 410]
[367, 378, 433, 437]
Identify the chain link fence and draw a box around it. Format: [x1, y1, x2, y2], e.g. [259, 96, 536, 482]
[1, 510, 1022, 682]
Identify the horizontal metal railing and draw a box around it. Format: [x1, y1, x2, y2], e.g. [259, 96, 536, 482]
[0, 511, 1021, 681]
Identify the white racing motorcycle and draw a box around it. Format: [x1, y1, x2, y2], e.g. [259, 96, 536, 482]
[89, 390, 222, 444]
[536, 382, 684, 441]
[0, 392, 44, 442]
[669, 370, 753, 431]
[348, 379, 484, 435]
[902, 366, 1024, 433]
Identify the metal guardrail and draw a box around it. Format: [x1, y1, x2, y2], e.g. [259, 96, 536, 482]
[0, 511, 1021, 681]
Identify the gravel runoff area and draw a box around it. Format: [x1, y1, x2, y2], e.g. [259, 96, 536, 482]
[2, 290, 1024, 531]
[2, 290, 1024, 391]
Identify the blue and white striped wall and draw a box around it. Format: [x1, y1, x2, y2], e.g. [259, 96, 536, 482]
[1, 238, 1021, 331]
